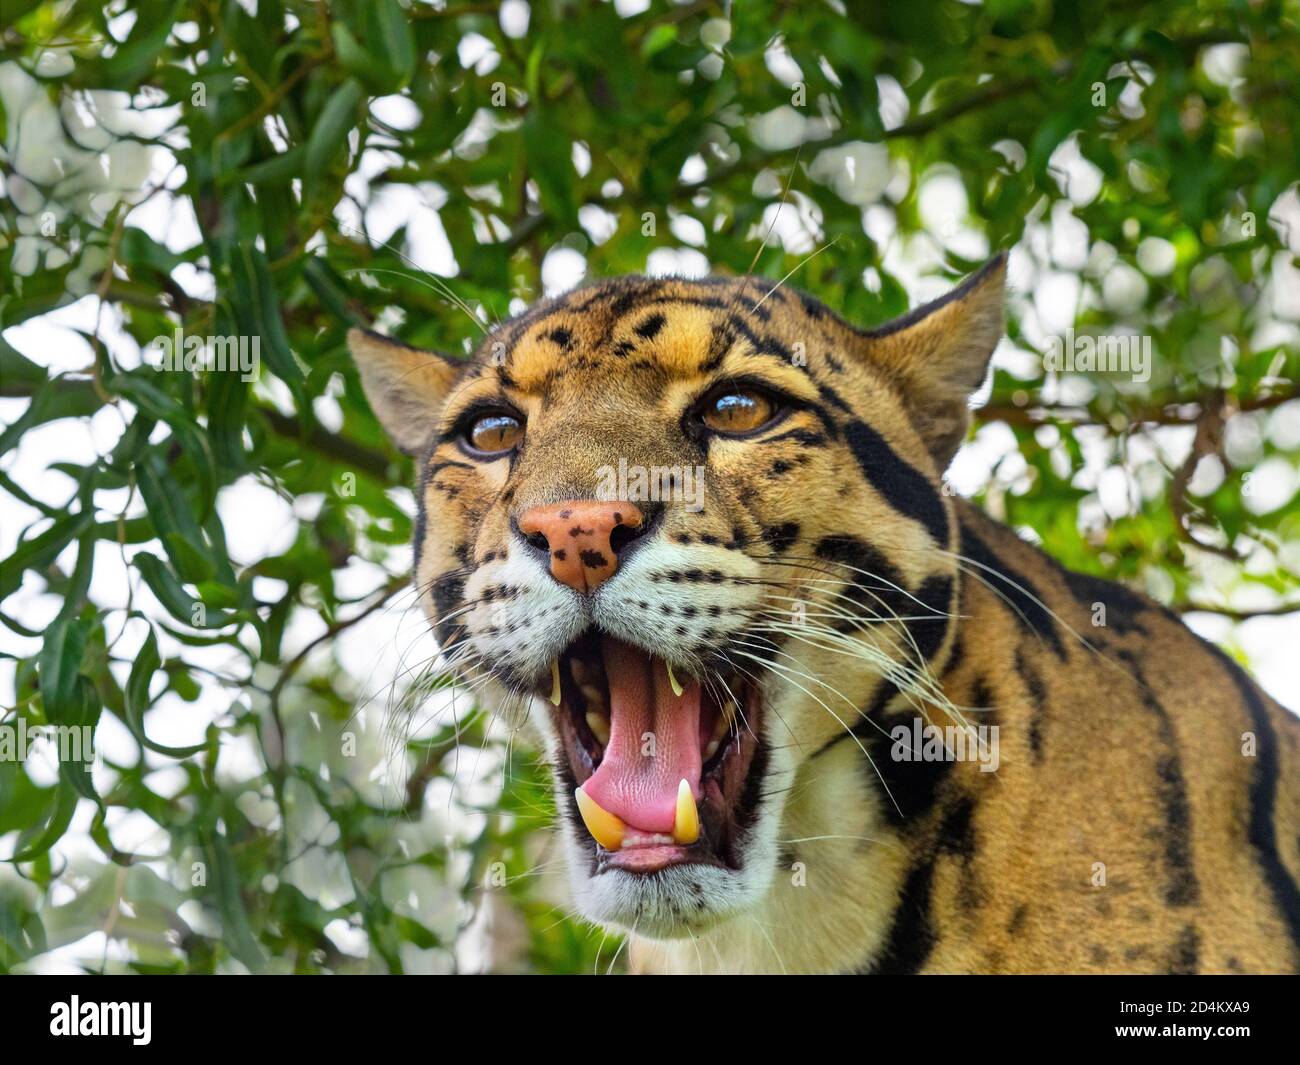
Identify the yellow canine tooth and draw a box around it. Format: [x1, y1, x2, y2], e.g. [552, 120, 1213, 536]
[574, 786, 625, 851]
[666, 661, 684, 698]
[673, 778, 700, 845]
[549, 660, 562, 706]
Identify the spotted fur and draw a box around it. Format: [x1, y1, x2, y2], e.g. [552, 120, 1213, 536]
[348, 259, 1300, 974]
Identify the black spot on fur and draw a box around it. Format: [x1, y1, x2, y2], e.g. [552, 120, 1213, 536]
[1209, 644, 1300, 952]
[764, 427, 827, 448]
[725, 313, 792, 362]
[844, 420, 949, 547]
[634, 312, 666, 339]
[867, 710, 955, 827]
[1061, 569, 1151, 635]
[906, 575, 955, 663]
[1016, 646, 1049, 763]
[943, 635, 966, 676]
[864, 857, 936, 974]
[799, 293, 825, 319]
[761, 522, 800, 554]
[430, 572, 466, 648]
[814, 534, 910, 628]
[939, 796, 977, 861]
[1168, 925, 1200, 974]
[1117, 651, 1200, 909]
[970, 676, 996, 723]
[816, 381, 853, 414]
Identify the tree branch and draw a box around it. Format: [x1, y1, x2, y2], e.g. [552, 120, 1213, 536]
[1176, 601, 1300, 620]
[977, 384, 1300, 430]
[259, 408, 397, 481]
[1168, 390, 1239, 561]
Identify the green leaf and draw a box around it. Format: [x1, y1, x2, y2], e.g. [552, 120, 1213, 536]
[331, 22, 375, 84]
[0, 379, 101, 456]
[240, 145, 306, 185]
[304, 77, 366, 193]
[200, 820, 268, 973]
[37, 616, 89, 724]
[132, 552, 233, 629]
[133, 454, 211, 583]
[0, 509, 95, 601]
[523, 112, 577, 227]
[125, 627, 206, 757]
[369, 0, 417, 89]
[230, 246, 305, 393]
[98, 0, 184, 88]
[10, 779, 78, 864]
[641, 24, 678, 59]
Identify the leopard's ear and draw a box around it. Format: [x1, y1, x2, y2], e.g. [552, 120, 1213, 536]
[347, 328, 465, 456]
[859, 254, 1007, 469]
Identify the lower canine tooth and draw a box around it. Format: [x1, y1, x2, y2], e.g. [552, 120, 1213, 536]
[549, 660, 562, 706]
[575, 787, 625, 851]
[704, 738, 720, 761]
[666, 661, 684, 698]
[585, 710, 611, 745]
[673, 778, 700, 844]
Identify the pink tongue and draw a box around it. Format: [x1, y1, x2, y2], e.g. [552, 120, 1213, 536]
[581, 637, 702, 834]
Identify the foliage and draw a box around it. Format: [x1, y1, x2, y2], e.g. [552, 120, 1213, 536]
[0, 0, 1297, 973]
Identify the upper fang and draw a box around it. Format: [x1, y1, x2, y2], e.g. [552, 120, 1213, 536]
[549, 660, 562, 706]
[666, 661, 684, 698]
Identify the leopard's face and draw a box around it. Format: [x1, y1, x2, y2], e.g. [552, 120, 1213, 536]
[349, 264, 1004, 938]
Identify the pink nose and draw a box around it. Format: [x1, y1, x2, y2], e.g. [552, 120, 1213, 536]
[518, 501, 645, 593]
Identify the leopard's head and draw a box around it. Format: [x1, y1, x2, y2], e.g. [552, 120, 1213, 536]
[348, 260, 1005, 938]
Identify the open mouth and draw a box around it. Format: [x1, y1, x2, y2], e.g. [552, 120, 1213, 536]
[545, 633, 764, 875]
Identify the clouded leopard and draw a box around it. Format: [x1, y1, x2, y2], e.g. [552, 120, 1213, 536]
[347, 257, 1300, 974]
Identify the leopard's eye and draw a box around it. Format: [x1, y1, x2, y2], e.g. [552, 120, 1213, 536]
[466, 412, 523, 455]
[699, 388, 778, 436]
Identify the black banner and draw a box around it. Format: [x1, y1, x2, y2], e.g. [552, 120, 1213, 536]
[0, 974, 1289, 1050]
